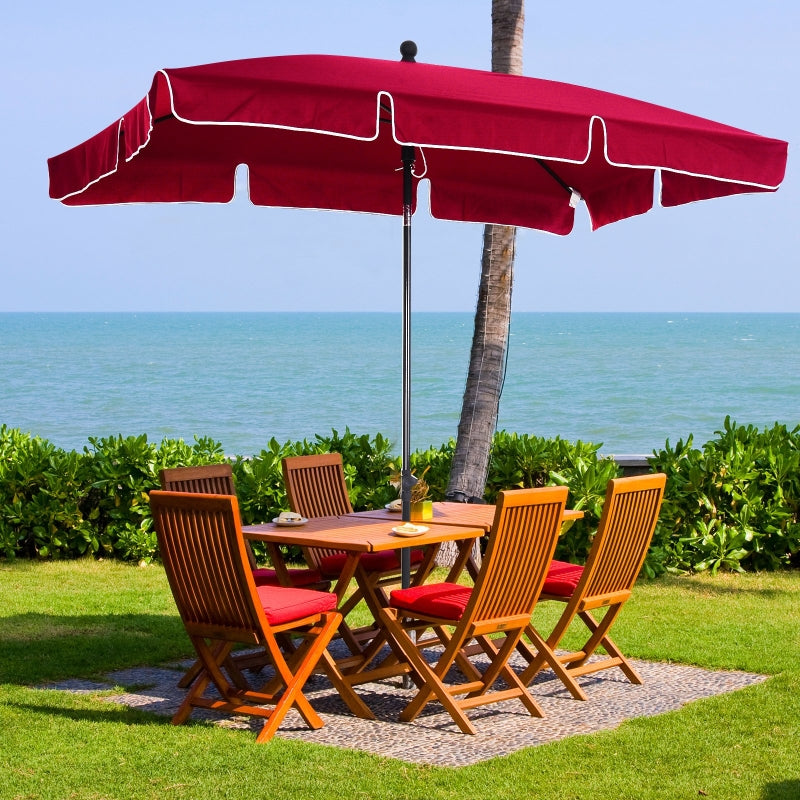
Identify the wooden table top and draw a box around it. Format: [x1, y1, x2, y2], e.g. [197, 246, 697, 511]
[349, 501, 584, 531]
[243, 515, 484, 553]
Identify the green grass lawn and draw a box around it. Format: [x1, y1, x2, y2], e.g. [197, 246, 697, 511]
[1, 560, 798, 800]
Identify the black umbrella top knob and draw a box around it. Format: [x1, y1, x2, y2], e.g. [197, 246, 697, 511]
[400, 41, 418, 62]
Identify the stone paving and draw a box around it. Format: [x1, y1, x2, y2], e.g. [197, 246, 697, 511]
[41, 645, 766, 766]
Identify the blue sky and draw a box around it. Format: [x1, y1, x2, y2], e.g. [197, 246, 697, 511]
[2, 0, 797, 311]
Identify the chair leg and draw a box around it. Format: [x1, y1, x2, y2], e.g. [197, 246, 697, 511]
[176, 619, 346, 742]
[177, 637, 235, 689]
[474, 633, 545, 719]
[317, 650, 376, 720]
[175, 639, 235, 724]
[254, 614, 341, 742]
[518, 623, 589, 701]
[267, 624, 375, 720]
[574, 608, 643, 684]
[519, 600, 644, 699]
[177, 657, 203, 689]
[381, 609, 477, 734]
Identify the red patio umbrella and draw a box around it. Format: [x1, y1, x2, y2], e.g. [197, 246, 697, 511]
[48, 42, 788, 535]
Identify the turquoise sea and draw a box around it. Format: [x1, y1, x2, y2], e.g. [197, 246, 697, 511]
[1, 312, 798, 457]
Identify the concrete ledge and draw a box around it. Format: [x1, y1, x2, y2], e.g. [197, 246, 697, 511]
[603, 454, 653, 476]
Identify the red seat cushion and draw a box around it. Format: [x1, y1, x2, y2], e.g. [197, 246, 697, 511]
[319, 548, 425, 578]
[252, 566, 324, 588]
[542, 560, 584, 597]
[255, 585, 337, 625]
[390, 582, 472, 621]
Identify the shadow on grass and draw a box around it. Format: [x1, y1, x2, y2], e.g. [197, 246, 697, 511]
[8, 698, 175, 730]
[0, 612, 188, 685]
[762, 779, 800, 800]
[654, 574, 797, 600]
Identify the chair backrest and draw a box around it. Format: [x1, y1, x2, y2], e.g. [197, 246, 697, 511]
[281, 454, 353, 567]
[282, 453, 353, 517]
[150, 490, 266, 643]
[468, 486, 568, 628]
[159, 463, 236, 496]
[578, 473, 667, 604]
[159, 463, 259, 570]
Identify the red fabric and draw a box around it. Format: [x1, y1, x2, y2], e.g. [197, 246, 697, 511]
[251, 566, 324, 587]
[255, 584, 337, 625]
[542, 560, 584, 597]
[48, 54, 787, 234]
[390, 582, 472, 621]
[319, 548, 425, 578]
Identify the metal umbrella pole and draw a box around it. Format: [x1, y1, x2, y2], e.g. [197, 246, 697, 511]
[399, 142, 417, 590]
[398, 41, 419, 591]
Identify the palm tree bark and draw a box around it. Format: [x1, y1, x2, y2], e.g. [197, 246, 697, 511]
[440, 0, 524, 564]
[446, 224, 516, 504]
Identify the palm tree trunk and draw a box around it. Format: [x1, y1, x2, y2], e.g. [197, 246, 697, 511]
[446, 224, 515, 503]
[440, 0, 524, 565]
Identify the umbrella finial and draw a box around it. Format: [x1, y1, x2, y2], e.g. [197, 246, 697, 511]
[400, 41, 417, 62]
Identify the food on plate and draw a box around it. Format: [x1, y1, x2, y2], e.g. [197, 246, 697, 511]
[277, 511, 303, 523]
[394, 523, 425, 535]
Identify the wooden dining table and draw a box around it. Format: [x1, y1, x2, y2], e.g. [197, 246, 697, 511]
[350, 500, 584, 530]
[243, 514, 485, 686]
[349, 501, 585, 578]
[243, 503, 584, 683]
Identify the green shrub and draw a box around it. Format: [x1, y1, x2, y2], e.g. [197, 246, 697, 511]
[315, 428, 396, 511]
[2, 419, 799, 573]
[649, 417, 800, 573]
[84, 433, 226, 563]
[481, 432, 620, 562]
[407, 441, 455, 502]
[0, 426, 94, 558]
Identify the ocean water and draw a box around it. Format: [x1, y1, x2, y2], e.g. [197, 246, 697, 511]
[1, 312, 798, 457]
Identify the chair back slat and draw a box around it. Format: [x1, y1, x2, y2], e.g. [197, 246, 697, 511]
[159, 464, 259, 570]
[282, 454, 353, 564]
[580, 474, 666, 600]
[282, 454, 353, 517]
[150, 491, 264, 641]
[160, 464, 236, 496]
[470, 486, 567, 624]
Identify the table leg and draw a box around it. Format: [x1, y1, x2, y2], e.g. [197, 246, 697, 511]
[445, 537, 481, 583]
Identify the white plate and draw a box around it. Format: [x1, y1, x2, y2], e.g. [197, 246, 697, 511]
[384, 502, 402, 512]
[391, 524, 429, 537]
[272, 517, 308, 527]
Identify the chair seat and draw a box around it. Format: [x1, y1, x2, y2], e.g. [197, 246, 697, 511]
[319, 548, 425, 578]
[252, 566, 325, 588]
[255, 585, 337, 625]
[389, 582, 472, 620]
[542, 560, 584, 596]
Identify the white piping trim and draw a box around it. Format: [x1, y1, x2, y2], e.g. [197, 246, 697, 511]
[125, 106, 154, 164]
[56, 73, 783, 204]
[162, 71, 780, 190]
[54, 99, 156, 203]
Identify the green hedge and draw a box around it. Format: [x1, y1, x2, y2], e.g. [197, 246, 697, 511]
[1, 419, 798, 572]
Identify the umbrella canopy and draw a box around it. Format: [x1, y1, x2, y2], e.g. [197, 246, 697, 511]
[49, 51, 786, 229]
[48, 48, 788, 531]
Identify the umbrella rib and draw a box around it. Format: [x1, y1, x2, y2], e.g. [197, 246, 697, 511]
[534, 158, 573, 197]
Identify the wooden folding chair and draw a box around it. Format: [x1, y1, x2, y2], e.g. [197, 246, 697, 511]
[161, 464, 333, 688]
[282, 453, 428, 621]
[150, 490, 372, 742]
[517, 473, 667, 700]
[379, 486, 568, 735]
[159, 464, 328, 590]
